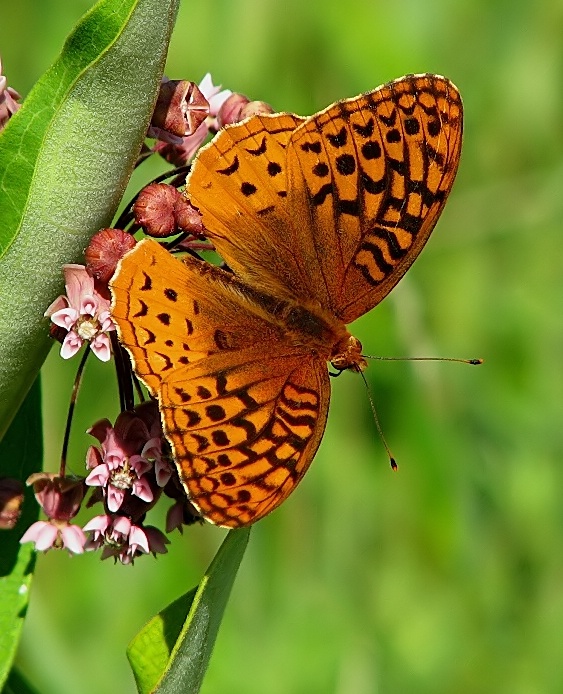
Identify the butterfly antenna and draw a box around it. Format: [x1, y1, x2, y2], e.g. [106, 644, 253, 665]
[359, 370, 398, 471]
[362, 355, 483, 366]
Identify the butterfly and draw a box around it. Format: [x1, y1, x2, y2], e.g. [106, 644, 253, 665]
[110, 73, 463, 527]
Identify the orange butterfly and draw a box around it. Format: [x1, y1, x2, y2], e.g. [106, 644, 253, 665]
[110, 74, 463, 527]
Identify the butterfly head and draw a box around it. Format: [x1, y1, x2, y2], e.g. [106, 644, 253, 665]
[330, 335, 367, 373]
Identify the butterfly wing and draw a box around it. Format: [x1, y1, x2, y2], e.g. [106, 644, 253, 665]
[110, 238, 287, 394]
[185, 111, 315, 302]
[187, 74, 462, 323]
[160, 348, 329, 527]
[110, 239, 330, 527]
[287, 73, 463, 323]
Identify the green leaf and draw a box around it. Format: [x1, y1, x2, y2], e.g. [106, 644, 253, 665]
[3, 667, 43, 694]
[0, 0, 180, 441]
[127, 588, 198, 692]
[0, 379, 42, 689]
[127, 528, 251, 694]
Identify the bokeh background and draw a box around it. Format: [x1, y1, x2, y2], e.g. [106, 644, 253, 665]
[3, 0, 563, 692]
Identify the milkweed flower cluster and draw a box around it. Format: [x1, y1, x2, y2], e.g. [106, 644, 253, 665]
[17, 72, 272, 563]
[21, 402, 196, 563]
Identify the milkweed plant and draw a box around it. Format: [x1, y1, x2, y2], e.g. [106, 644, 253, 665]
[0, 2, 264, 691]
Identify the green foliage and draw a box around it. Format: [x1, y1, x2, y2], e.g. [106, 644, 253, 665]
[0, 0, 179, 441]
[0, 380, 41, 688]
[127, 529, 250, 694]
[127, 588, 198, 693]
[3, 667, 42, 694]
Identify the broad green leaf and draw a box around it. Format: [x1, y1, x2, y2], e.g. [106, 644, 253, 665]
[3, 667, 42, 694]
[0, 0, 180, 441]
[127, 528, 251, 694]
[127, 588, 198, 692]
[0, 379, 42, 689]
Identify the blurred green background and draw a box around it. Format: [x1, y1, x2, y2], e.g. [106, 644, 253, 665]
[3, 0, 563, 692]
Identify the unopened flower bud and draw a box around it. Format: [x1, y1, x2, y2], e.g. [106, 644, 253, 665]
[150, 79, 209, 140]
[0, 478, 24, 530]
[217, 95, 274, 127]
[239, 100, 275, 120]
[216, 92, 252, 127]
[48, 322, 68, 345]
[85, 228, 136, 285]
[166, 498, 202, 533]
[26, 473, 86, 522]
[174, 197, 205, 235]
[134, 183, 182, 238]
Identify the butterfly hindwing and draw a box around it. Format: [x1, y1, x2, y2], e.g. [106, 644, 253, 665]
[159, 347, 330, 527]
[111, 239, 331, 527]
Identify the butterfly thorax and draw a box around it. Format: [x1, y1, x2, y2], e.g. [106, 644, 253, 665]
[272, 296, 366, 373]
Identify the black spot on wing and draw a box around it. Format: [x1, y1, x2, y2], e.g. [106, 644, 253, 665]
[353, 118, 374, 138]
[218, 156, 239, 175]
[246, 137, 267, 155]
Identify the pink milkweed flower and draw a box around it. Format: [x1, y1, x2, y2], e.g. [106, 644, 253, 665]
[20, 520, 87, 554]
[86, 419, 153, 512]
[25, 472, 87, 520]
[45, 264, 115, 361]
[19, 473, 88, 554]
[141, 435, 173, 488]
[85, 403, 167, 512]
[0, 58, 21, 131]
[153, 73, 232, 166]
[83, 514, 169, 564]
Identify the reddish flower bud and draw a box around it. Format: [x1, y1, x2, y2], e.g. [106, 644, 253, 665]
[217, 95, 274, 127]
[48, 322, 68, 345]
[238, 100, 275, 120]
[216, 92, 252, 127]
[174, 196, 205, 235]
[26, 473, 86, 522]
[166, 499, 202, 533]
[151, 79, 209, 141]
[134, 183, 182, 238]
[0, 478, 24, 530]
[151, 74, 233, 165]
[85, 228, 136, 285]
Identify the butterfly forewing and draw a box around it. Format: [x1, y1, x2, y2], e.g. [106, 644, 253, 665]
[111, 239, 288, 393]
[186, 112, 313, 301]
[287, 74, 463, 323]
